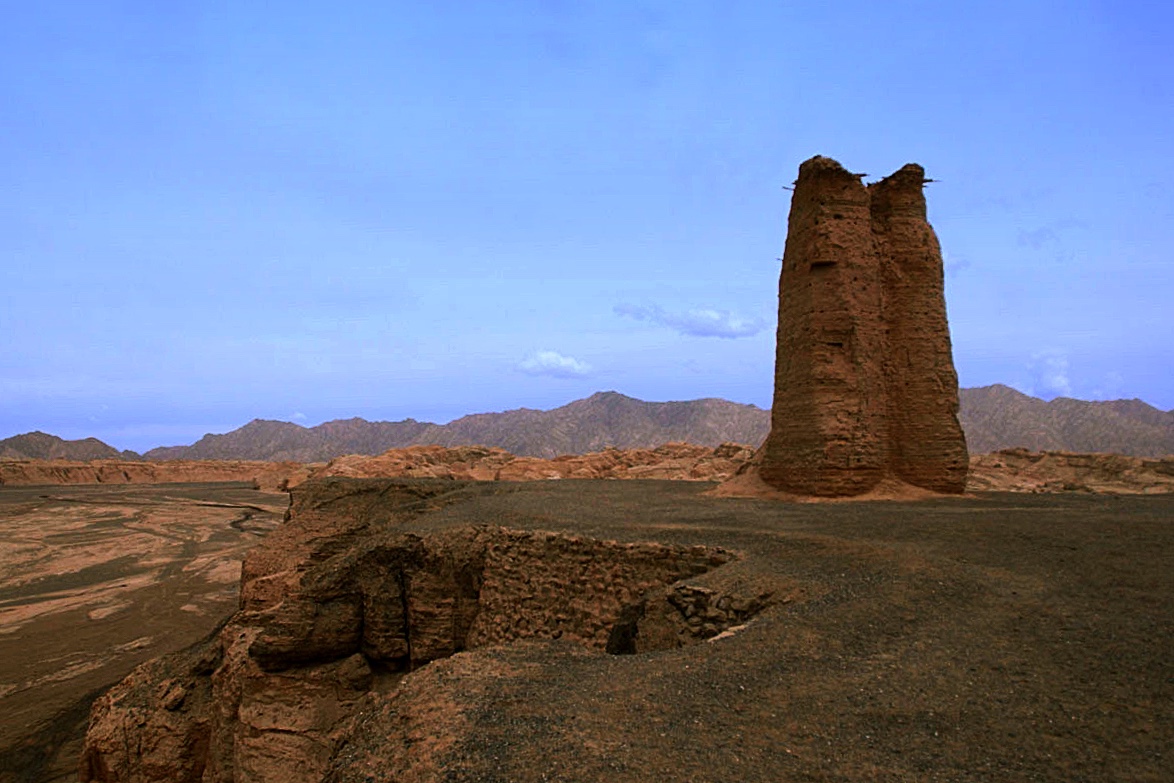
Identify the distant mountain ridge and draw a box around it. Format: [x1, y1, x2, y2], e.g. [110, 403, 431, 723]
[0, 431, 141, 461]
[142, 418, 437, 463]
[4, 386, 1172, 463]
[141, 392, 770, 461]
[957, 384, 1174, 456]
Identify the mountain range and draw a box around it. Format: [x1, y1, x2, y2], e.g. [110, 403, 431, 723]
[957, 384, 1174, 456]
[0, 431, 140, 461]
[2, 386, 1171, 462]
[139, 392, 769, 462]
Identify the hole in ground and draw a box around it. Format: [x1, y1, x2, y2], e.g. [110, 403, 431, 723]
[78, 526, 782, 783]
[248, 526, 772, 673]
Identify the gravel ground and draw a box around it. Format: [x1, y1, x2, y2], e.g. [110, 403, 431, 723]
[4, 480, 1172, 782]
[337, 481, 1173, 783]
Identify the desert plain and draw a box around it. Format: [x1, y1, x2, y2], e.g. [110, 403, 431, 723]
[0, 482, 286, 782]
[1, 473, 1170, 782]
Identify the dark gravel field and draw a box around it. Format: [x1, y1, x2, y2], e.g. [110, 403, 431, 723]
[350, 481, 1172, 783]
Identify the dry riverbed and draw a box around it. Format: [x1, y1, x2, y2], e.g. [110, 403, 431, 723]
[0, 483, 287, 783]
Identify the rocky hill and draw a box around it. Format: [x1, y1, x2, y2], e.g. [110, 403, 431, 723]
[958, 384, 1174, 456]
[6, 387, 1172, 465]
[418, 392, 769, 457]
[142, 392, 771, 461]
[0, 431, 141, 461]
[0, 458, 314, 492]
[143, 418, 436, 462]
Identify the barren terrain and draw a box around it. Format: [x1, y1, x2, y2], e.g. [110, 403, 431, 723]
[0, 483, 287, 783]
[5, 446, 1171, 496]
[73, 478, 1174, 782]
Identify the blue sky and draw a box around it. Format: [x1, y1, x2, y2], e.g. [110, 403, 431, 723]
[2, 1, 1172, 452]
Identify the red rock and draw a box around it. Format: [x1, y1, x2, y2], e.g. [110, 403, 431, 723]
[0, 458, 314, 491]
[0, 443, 761, 495]
[81, 479, 740, 782]
[311, 443, 758, 483]
[493, 456, 569, 481]
[317, 445, 514, 481]
[966, 448, 1174, 494]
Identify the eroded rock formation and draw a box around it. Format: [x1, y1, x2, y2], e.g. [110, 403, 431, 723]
[758, 156, 968, 496]
[967, 448, 1174, 494]
[314, 442, 756, 482]
[80, 478, 769, 783]
[0, 443, 758, 493]
[0, 458, 314, 491]
[70, 476, 1174, 782]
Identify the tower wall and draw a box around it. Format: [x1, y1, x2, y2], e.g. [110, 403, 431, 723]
[759, 156, 967, 496]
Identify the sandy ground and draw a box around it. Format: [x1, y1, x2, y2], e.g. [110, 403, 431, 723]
[0, 483, 287, 783]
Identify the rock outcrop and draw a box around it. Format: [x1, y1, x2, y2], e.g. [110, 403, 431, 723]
[0, 459, 314, 492]
[7, 444, 1169, 505]
[80, 478, 763, 783]
[72, 476, 1174, 782]
[0, 443, 755, 493]
[756, 156, 968, 497]
[967, 448, 1174, 494]
[313, 442, 756, 483]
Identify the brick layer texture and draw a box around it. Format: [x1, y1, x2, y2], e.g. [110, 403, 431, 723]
[759, 156, 968, 496]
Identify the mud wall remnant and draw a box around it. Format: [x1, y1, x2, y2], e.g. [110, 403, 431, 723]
[81, 479, 773, 783]
[759, 156, 968, 496]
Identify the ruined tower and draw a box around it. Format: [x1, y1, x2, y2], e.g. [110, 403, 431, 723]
[757, 156, 968, 496]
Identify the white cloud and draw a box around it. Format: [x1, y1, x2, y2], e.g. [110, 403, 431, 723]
[943, 250, 972, 278]
[518, 350, 591, 378]
[1017, 227, 1059, 250]
[614, 303, 765, 339]
[1028, 351, 1072, 398]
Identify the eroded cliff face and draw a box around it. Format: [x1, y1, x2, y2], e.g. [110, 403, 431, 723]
[313, 442, 756, 482]
[0, 459, 313, 491]
[0, 442, 757, 492]
[80, 479, 770, 783]
[758, 156, 967, 497]
[967, 449, 1174, 494]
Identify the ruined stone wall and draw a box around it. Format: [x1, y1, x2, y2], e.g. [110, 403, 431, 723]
[759, 156, 967, 496]
[870, 164, 969, 492]
[80, 475, 762, 783]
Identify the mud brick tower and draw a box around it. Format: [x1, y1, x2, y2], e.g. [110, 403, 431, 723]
[758, 156, 968, 496]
